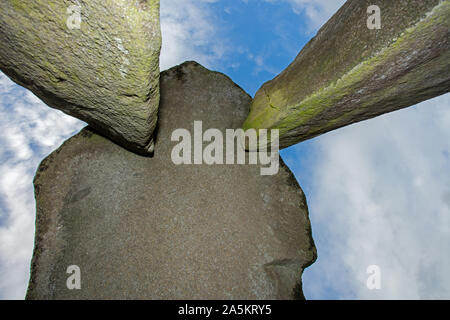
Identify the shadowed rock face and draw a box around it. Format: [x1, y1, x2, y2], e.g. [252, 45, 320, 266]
[0, 0, 161, 155]
[27, 62, 317, 300]
[243, 0, 450, 149]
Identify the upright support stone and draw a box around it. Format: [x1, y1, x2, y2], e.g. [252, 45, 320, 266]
[27, 62, 317, 300]
[0, 0, 161, 155]
[243, 0, 450, 149]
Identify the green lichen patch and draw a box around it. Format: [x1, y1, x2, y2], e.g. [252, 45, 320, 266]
[0, 0, 162, 155]
[244, 0, 449, 149]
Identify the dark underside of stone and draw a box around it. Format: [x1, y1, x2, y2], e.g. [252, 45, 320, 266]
[26, 62, 317, 300]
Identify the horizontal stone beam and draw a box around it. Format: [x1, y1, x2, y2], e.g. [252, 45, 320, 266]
[26, 62, 316, 299]
[243, 0, 450, 149]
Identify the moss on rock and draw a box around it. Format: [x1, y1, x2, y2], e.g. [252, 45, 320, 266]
[0, 0, 161, 154]
[244, 0, 450, 149]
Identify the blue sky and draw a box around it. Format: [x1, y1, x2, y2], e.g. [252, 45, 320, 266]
[1, 0, 449, 299]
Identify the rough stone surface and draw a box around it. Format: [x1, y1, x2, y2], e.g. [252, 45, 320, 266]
[243, 0, 450, 149]
[0, 0, 161, 155]
[27, 62, 317, 300]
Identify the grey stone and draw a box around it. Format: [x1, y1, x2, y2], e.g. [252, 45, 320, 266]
[0, 0, 161, 155]
[26, 62, 316, 300]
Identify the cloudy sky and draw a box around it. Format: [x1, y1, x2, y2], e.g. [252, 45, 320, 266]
[1, 0, 449, 299]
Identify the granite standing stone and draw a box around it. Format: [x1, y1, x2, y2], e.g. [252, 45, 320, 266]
[27, 62, 317, 300]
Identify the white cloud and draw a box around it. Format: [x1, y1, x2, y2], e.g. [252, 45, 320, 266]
[265, 0, 346, 32]
[160, 0, 227, 70]
[292, 93, 450, 299]
[0, 73, 85, 299]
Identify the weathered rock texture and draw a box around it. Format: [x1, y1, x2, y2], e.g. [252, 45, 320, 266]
[243, 0, 450, 149]
[0, 0, 161, 155]
[27, 62, 317, 300]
